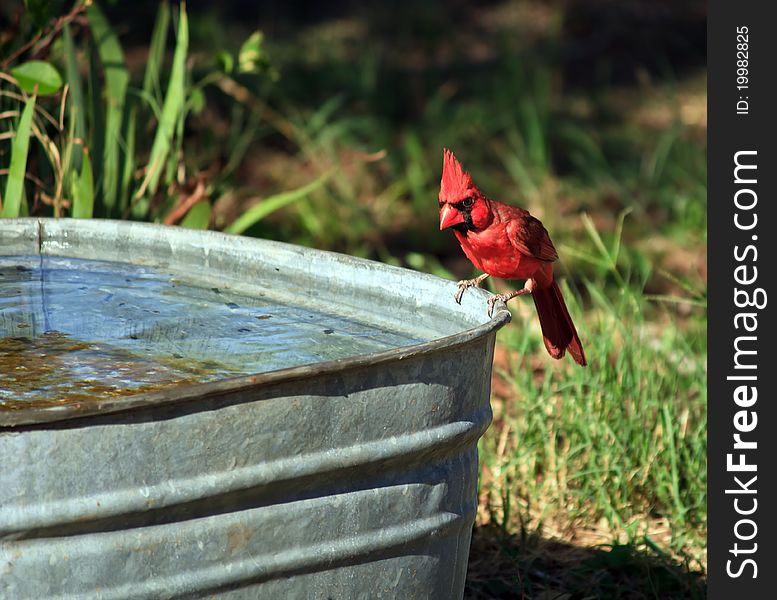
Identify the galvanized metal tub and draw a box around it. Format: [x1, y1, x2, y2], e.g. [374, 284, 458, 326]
[0, 218, 510, 599]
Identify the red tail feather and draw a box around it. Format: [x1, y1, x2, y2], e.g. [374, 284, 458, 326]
[532, 280, 586, 366]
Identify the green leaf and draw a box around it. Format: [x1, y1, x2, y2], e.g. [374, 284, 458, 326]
[2, 95, 36, 218]
[238, 31, 268, 74]
[87, 2, 129, 212]
[217, 50, 234, 74]
[138, 1, 188, 200]
[10, 61, 63, 95]
[225, 170, 333, 235]
[71, 149, 94, 218]
[180, 200, 211, 229]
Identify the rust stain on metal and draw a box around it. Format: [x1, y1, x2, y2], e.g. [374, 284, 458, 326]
[226, 523, 254, 555]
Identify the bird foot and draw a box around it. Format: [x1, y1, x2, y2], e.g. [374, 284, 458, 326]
[454, 274, 490, 304]
[487, 288, 531, 317]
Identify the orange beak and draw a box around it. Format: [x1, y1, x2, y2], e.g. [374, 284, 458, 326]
[439, 203, 463, 230]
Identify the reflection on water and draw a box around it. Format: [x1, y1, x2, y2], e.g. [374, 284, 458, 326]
[0, 256, 425, 408]
[0, 332, 206, 409]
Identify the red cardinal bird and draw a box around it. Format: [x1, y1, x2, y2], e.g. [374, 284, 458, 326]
[438, 149, 586, 366]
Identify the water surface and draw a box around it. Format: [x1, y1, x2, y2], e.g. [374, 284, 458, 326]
[0, 256, 426, 408]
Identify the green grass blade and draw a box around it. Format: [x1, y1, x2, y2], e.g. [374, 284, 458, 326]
[18, 187, 29, 216]
[222, 111, 260, 179]
[500, 133, 540, 199]
[610, 207, 633, 266]
[87, 2, 129, 213]
[582, 212, 614, 267]
[143, 1, 170, 103]
[138, 1, 188, 199]
[71, 148, 94, 218]
[61, 93, 78, 212]
[644, 125, 680, 185]
[86, 36, 104, 211]
[1, 94, 36, 218]
[662, 405, 686, 523]
[119, 102, 136, 212]
[63, 23, 86, 171]
[643, 294, 708, 308]
[582, 212, 627, 287]
[522, 98, 547, 172]
[225, 170, 333, 235]
[559, 243, 610, 270]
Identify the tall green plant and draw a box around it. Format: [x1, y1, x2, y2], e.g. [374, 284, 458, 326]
[1, 0, 325, 230]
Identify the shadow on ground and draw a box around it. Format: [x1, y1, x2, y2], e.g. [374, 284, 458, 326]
[465, 523, 706, 599]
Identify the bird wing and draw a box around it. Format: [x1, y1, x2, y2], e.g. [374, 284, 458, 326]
[500, 205, 559, 262]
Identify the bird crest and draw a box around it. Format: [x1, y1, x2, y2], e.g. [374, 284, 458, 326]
[440, 149, 473, 202]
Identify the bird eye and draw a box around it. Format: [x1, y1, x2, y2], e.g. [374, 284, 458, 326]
[462, 197, 474, 208]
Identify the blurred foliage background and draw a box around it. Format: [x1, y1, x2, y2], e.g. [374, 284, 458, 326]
[1, 1, 707, 597]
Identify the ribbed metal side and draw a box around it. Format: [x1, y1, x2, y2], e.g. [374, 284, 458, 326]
[0, 219, 510, 599]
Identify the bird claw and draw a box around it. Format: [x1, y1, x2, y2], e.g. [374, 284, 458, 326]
[454, 280, 475, 305]
[487, 289, 529, 317]
[454, 282, 468, 304]
[487, 294, 505, 318]
[453, 274, 488, 305]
